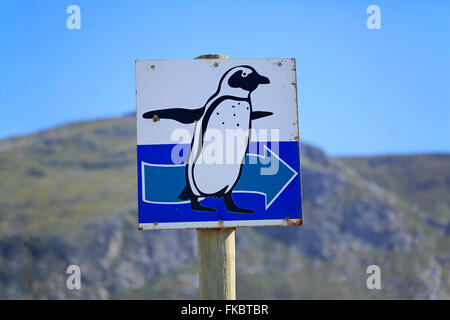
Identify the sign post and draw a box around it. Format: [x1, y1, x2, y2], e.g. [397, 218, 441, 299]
[195, 55, 236, 300]
[197, 227, 236, 299]
[135, 54, 302, 300]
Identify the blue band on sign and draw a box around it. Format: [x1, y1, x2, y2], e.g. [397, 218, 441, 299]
[137, 141, 302, 224]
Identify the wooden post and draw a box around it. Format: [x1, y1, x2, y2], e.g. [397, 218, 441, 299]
[197, 228, 236, 300]
[194, 54, 236, 300]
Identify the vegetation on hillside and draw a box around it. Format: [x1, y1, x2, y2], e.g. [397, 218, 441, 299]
[0, 115, 448, 299]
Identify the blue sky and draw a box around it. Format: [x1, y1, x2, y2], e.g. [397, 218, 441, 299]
[0, 0, 448, 155]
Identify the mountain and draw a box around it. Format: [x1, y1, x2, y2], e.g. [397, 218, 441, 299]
[0, 115, 448, 299]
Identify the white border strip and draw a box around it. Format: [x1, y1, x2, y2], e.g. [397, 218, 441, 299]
[139, 218, 302, 230]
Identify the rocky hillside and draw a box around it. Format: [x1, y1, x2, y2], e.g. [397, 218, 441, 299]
[0, 115, 448, 299]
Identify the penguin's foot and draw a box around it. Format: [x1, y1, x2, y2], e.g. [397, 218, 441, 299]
[191, 198, 216, 212]
[224, 193, 254, 213]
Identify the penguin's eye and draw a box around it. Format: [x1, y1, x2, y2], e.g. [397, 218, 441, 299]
[242, 71, 248, 77]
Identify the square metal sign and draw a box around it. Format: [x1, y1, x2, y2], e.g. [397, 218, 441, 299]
[136, 58, 302, 230]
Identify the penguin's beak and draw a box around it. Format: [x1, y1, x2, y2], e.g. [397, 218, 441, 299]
[257, 74, 270, 85]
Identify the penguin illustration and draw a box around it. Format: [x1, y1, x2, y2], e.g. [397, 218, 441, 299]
[143, 65, 272, 213]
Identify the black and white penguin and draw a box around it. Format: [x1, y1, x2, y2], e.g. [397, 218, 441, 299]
[143, 65, 272, 213]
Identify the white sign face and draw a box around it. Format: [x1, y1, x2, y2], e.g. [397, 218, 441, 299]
[136, 58, 302, 230]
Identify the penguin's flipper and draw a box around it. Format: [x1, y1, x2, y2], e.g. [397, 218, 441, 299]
[251, 111, 273, 121]
[143, 107, 205, 124]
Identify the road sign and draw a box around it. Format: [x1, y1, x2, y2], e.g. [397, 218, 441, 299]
[136, 58, 302, 230]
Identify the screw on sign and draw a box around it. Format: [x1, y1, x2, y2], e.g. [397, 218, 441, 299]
[135, 54, 302, 299]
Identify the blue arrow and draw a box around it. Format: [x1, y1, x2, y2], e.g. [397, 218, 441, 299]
[141, 146, 297, 209]
[235, 146, 298, 209]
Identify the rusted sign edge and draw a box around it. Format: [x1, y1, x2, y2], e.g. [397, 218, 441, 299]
[292, 58, 304, 227]
[138, 218, 303, 231]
